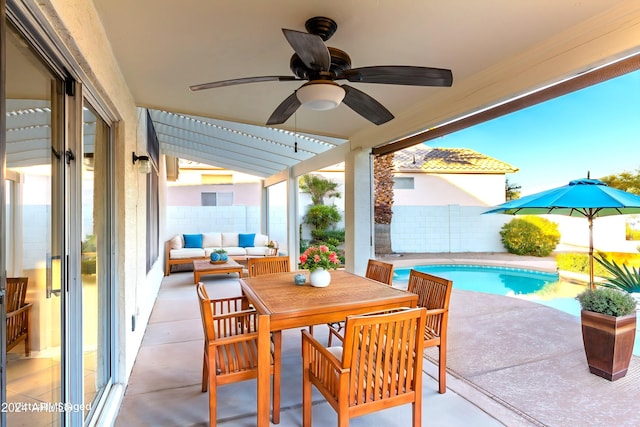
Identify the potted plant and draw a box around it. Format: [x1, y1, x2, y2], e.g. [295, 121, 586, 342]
[267, 240, 279, 256]
[576, 287, 637, 381]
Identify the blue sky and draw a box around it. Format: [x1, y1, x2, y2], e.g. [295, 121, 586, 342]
[427, 69, 640, 196]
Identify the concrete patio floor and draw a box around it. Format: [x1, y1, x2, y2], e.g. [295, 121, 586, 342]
[115, 253, 640, 426]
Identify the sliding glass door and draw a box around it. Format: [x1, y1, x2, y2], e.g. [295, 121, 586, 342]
[80, 104, 112, 420]
[4, 19, 64, 426]
[2, 13, 114, 426]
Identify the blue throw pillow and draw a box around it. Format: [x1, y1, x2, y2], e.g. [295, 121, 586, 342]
[183, 234, 203, 248]
[238, 233, 255, 248]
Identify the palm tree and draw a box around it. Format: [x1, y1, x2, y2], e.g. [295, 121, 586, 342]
[299, 174, 341, 205]
[505, 178, 521, 200]
[374, 154, 395, 254]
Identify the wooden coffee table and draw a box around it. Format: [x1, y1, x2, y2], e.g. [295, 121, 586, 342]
[193, 258, 243, 283]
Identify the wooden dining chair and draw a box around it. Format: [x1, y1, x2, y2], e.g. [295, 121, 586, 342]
[6, 277, 32, 356]
[196, 282, 281, 426]
[247, 256, 290, 277]
[327, 259, 394, 345]
[302, 306, 427, 427]
[365, 259, 394, 285]
[407, 269, 453, 394]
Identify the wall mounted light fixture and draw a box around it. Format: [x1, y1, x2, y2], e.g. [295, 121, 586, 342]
[132, 152, 152, 174]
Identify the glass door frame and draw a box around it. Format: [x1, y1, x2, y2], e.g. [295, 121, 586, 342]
[2, 2, 117, 425]
[1, 0, 8, 415]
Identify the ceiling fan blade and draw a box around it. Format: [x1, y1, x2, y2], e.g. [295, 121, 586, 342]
[341, 85, 394, 125]
[189, 76, 300, 91]
[266, 92, 301, 125]
[341, 66, 453, 87]
[282, 29, 330, 71]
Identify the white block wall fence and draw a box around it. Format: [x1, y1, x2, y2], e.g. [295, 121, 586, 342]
[163, 205, 631, 255]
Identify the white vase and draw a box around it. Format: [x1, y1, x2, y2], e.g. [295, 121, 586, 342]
[309, 268, 331, 287]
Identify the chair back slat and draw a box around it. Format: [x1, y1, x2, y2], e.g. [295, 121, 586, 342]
[365, 260, 394, 285]
[211, 296, 249, 315]
[407, 270, 452, 336]
[342, 307, 426, 406]
[6, 277, 29, 312]
[247, 256, 290, 277]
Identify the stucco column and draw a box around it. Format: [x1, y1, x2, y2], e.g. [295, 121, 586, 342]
[344, 147, 373, 275]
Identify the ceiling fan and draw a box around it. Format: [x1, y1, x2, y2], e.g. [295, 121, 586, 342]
[190, 16, 453, 126]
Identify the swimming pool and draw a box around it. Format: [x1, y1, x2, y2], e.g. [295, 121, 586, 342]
[393, 264, 639, 356]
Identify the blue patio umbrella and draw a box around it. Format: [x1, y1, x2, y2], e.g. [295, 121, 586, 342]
[484, 178, 640, 288]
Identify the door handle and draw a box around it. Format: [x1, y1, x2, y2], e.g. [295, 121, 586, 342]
[46, 254, 62, 298]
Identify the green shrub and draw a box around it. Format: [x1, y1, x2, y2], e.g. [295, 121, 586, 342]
[81, 256, 96, 274]
[555, 253, 590, 274]
[556, 252, 640, 277]
[576, 287, 636, 316]
[625, 223, 640, 241]
[311, 229, 345, 243]
[499, 216, 560, 257]
[303, 204, 342, 231]
[556, 253, 608, 277]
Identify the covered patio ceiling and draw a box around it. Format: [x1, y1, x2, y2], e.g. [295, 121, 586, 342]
[92, 1, 640, 178]
[148, 109, 346, 177]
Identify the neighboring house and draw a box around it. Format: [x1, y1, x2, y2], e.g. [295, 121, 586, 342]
[166, 160, 262, 207]
[393, 145, 518, 206]
[390, 145, 631, 254]
[390, 145, 519, 253]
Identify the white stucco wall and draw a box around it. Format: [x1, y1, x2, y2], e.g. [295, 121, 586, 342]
[391, 205, 507, 252]
[390, 205, 632, 253]
[394, 173, 508, 206]
[165, 206, 262, 239]
[44, 0, 164, 386]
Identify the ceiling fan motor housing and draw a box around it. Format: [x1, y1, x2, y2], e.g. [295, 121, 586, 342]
[305, 16, 338, 41]
[290, 47, 352, 79]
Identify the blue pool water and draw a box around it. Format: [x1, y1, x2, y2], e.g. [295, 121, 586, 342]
[393, 264, 639, 356]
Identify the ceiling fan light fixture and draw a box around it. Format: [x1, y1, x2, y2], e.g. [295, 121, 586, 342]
[296, 81, 345, 111]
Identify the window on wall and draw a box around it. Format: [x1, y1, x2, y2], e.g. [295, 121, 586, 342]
[201, 191, 233, 206]
[394, 177, 415, 189]
[146, 114, 159, 272]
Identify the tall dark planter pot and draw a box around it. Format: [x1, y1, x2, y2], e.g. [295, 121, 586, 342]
[580, 310, 637, 381]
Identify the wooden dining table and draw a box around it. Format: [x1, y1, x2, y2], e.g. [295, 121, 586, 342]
[240, 269, 419, 426]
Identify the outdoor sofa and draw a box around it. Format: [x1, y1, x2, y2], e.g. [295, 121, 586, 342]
[164, 232, 272, 275]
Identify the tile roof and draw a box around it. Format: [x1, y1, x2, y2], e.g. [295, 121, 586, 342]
[393, 145, 518, 174]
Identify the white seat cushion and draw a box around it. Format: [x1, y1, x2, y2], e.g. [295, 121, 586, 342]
[170, 248, 205, 259]
[223, 246, 246, 256]
[246, 247, 272, 256]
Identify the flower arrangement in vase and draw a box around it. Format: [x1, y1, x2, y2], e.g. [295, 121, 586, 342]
[299, 245, 340, 287]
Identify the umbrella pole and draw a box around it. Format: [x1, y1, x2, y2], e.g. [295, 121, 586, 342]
[588, 216, 594, 290]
